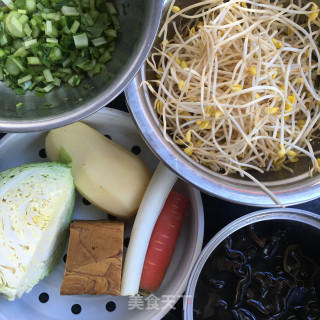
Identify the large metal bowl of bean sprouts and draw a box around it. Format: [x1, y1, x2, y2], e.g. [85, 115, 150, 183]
[125, 0, 320, 207]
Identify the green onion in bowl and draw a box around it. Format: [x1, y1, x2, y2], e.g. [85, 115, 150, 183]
[0, 0, 120, 96]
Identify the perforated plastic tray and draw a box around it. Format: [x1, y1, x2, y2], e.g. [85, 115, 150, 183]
[0, 108, 204, 320]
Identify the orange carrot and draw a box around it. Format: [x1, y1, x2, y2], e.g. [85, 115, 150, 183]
[139, 190, 189, 293]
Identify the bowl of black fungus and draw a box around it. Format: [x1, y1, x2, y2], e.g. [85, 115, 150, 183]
[184, 208, 320, 320]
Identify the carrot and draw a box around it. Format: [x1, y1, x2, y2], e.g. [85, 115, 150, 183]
[139, 190, 189, 294]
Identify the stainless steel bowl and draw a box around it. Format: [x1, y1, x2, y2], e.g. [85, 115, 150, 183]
[125, 0, 320, 207]
[0, 0, 163, 132]
[183, 208, 320, 319]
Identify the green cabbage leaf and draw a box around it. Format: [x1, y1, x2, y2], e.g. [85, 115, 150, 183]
[0, 162, 75, 300]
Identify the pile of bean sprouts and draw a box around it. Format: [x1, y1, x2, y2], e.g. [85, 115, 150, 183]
[145, 0, 320, 202]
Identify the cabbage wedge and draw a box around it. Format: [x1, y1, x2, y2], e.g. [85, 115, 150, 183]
[0, 162, 75, 301]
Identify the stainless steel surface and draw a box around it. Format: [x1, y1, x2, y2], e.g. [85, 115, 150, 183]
[125, 0, 320, 207]
[183, 208, 320, 320]
[0, 0, 163, 132]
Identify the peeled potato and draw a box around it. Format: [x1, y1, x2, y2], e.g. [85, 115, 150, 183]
[45, 121, 152, 218]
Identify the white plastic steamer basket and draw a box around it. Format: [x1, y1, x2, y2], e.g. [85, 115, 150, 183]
[0, 108, 204, 320]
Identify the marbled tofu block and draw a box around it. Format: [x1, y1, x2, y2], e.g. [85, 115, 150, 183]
[60, 220, 124, 296]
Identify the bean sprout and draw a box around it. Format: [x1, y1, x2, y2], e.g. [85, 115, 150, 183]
[145, 0, 320, 205]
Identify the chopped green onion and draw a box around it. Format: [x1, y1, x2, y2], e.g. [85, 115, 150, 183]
[32, 15, 43, 26]
[36, 3, 43, 11]
[31, 26, 40, 38]
[24, 38, 37, 49]
[28, 82, 36, 90]
[92, 37, 107, 47]
[104, 29, 117, 38]
[106, 2, 117, 15]
[111, 15, 120, 31]
[62, 58, 71, 67]
[76, 59, 95, 71]
[48, 13, 61, 21]
[82, 13, 94, 26]
[2, 0, 16, 11]
[46, 37, 58, 43]
[68, 74, 81, 87]
[8, 56, 26, 72]
[27, 56, 41, 65]
[23, 23, 32, 37]
[99, 50, 111, 64]
[53, 77, 61, 86]
[49, 47, 61, 61]
[0, 0, 120, 97]
[0, 33, 8, 46]
[89, 10, 99, 21]
[18, 14, 29, 25]
[9, 15, 24, 37]
[57, 68, 72, 74]
[0, 49, 6, 59]
[16, 102, 25, 113]
[61, 6, 79, 16]
[13, 39, 23, 50]
[30, 18, 37, 27]
[70, 20, 80, 34]
[42, 12, 61, 21]
[13, 47, 27, 57]
[43, 83, 54, 92]
[34, 89, 45, 97]
[35, 75, 44, 82]
[45, 20, 52, 36]
[17, 74, 32, 84]
[73, 33, 88, 48]
[43, 69, 54, 82]
[5, 59, 20, 76]
[26, 0, 36, 12]
[42, 8, 53, 14]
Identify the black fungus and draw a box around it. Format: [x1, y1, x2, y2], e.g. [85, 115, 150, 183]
[283, 245, 318, 290]
[209, 279, 226, 289]
[193, 222, 320, 320]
